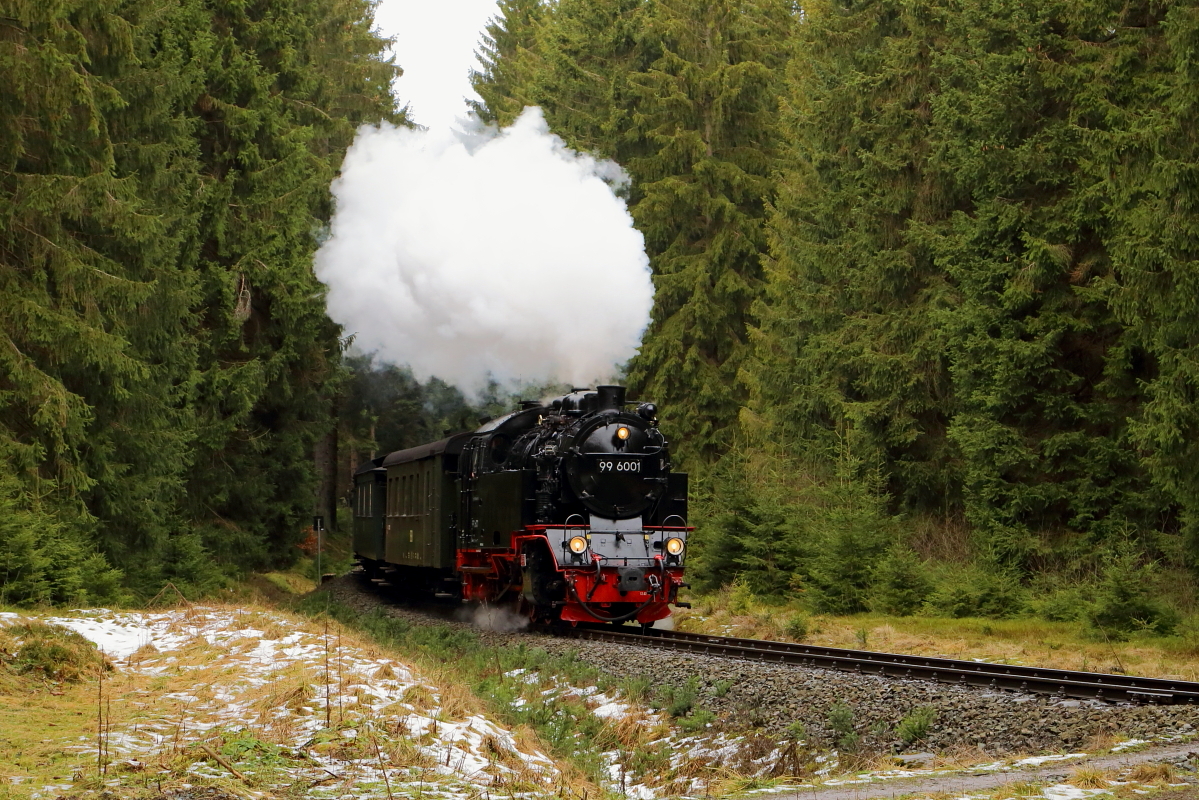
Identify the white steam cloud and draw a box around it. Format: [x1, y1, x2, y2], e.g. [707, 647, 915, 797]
[315, 107, 653, 393]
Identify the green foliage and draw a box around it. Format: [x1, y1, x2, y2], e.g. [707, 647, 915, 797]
[747, 0, 958, 514]
[1028, 585, 1093, 623]
[469, 0, 546, 125]
[726, 578, 755, 615]
[804, 500, 894, 615]
[783, 614, 808, 642]
[0, 0, 200, 588]
[0, 478, 124, 607]
[688, 451, 797, 595]
[624, 0, 796, 468]
[619, 675, 653, 703]
[925, 566, 1027, 619]
[473, 0, 1199, 623]
[870, 546, 933, 616]
[339, 354, 507, 457]
[743, 0, 1191, 584]
[649, 675, 717, 731]
[217, 731, 289, 774]
[473, 0, 654, 162]
[679, 708, 716, 733]
[896, 706, 936, 746]
[688, 447, 896, 610]
[1103, 3, 1199, 564]
[655, 675, 700, 718]
[179, 0, 402, 571]
[1085, 546, 1178, 638]
[826, 702, 858, 752]
[0, 0, 398, 599]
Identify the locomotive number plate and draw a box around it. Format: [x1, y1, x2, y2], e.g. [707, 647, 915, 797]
[598, 459, 641, 473]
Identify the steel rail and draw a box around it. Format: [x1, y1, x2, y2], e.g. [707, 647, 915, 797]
[534, 625, 1199, 705]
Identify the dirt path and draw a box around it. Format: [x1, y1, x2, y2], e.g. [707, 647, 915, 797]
[768, 742, 1198, 800]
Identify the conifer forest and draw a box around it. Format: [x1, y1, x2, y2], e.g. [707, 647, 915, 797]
[5, 0, 1199, 636]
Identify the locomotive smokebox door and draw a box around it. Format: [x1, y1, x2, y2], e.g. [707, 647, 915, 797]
[618, 567, 647, 592]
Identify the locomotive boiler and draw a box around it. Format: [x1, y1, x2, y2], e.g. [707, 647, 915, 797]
[351, 385, 690, 625]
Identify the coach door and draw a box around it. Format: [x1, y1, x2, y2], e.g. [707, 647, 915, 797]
[385, 457, 442, 567]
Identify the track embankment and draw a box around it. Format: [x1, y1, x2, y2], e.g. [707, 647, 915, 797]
[319, 576, 1199, 756]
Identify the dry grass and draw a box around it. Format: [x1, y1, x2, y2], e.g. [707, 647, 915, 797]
[401, 683, 436, 711]
[1128, 762, 1177, 785]
[426, 669, 481, 719]
[933, 744, 998, 770]
[1070, 765, 1113, 788]
[703, 767, 789, 796]
[596, 707, 658, 752]
[261, 571, 315, 595]
[993, 779, 1047, 799]
[1084, 730, 1123, 753]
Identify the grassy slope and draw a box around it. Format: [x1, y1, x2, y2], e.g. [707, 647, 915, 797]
[0, 604, 601, 800]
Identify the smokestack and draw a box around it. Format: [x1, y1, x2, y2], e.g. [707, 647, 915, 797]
[596, 385, 626, 411]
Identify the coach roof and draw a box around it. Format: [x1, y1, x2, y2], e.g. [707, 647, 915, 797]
[381, 431, 472, 467]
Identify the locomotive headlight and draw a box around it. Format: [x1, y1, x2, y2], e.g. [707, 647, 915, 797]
[568, 536, 589, 554]
[665, 537, 685, 556]
[616, 426, 630, 441]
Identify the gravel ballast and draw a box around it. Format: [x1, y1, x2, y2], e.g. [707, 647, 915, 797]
[317, 575, 1199, 756]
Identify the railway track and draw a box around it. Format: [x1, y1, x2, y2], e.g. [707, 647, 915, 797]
[535, 624, 1199, 705]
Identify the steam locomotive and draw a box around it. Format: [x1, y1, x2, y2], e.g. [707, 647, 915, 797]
[351, 385, 690, 625]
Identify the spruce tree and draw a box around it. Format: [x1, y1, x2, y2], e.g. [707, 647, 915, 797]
[181, 0, 401, 568]
[469, 0, 546, 125]
[0, 0, 399, 598]
[525, 0, 651, 160]
[624, 0, 795, 468]
[0, 0, 204, 593]
[747, 0, 957, 511]
[1104, 3, 1199, 564]
[927, 0, 1160, 566]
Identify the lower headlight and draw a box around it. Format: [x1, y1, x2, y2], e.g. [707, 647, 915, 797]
[665, 537, 685, 556]
[568, 536, 589, 554]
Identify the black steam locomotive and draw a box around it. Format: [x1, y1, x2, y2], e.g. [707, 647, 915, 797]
[352, 385, 690, 624]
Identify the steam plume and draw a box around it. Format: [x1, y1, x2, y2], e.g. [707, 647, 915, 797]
[315, 108, 653, 393]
